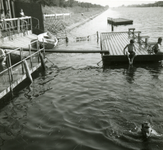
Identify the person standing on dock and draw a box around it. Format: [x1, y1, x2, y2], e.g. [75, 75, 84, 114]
[123, 39, 136, 65]
[20, 9, 25, 17]
[152, 37, 163, 55]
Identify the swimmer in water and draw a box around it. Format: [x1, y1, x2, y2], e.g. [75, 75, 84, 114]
[141, 122, 152, 138]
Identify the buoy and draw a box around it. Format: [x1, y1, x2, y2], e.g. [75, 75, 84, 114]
[39, 52, 46, 71]
[23, 60, 33, 83]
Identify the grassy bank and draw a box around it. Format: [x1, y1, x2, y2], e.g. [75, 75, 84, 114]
[42, 6, 107, 34]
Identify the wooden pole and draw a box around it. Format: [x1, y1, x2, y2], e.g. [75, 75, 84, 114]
[8, 53, 13, 82]
[29, 44, 33, 68]
[111, 24, 114, 32]
[23, 59, 33, 83]
[97, 31, 99, 43]
[39, 52, 46, 71]
[20, 48, 24, 74]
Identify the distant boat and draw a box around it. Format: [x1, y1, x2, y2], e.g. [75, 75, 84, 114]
[37, 32, 58, 49]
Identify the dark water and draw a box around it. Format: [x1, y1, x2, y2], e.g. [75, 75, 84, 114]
[0, 8, 163, 150]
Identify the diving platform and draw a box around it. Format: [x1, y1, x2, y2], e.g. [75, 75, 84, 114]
[107, 17, 133, 26]
[107, 17, 133, 31]
[100, 29, 163, 65]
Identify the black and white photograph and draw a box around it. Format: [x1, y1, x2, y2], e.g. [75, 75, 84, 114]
[0, 0, 163, 149]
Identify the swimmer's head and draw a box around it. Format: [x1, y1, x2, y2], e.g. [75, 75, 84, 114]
[141, 122, 152, 138]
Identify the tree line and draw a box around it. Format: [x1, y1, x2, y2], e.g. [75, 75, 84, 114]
[127, 1, 163, 7]
[14, 0, 104, 8]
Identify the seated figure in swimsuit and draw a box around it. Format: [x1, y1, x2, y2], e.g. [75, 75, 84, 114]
[123, 39, 136, 65]
[152, 37, 163, 55]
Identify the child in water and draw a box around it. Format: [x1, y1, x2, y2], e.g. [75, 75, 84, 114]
[123, 39, 136, 65]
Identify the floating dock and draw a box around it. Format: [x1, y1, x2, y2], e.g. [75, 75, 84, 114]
[100, 28, 163, 65]
[107, 17, 133, 26]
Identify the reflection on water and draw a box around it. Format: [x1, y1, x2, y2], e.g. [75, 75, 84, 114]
[0, 7, 163, 150]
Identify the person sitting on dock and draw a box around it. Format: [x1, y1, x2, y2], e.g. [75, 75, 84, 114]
[123, 39, 136, 65]
[152, 37, 163, 55]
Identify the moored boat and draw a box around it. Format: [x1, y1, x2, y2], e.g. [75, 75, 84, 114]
[37, 32, 58, 49]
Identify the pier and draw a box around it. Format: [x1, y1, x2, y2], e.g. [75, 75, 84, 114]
[0, 40, 46, 99]
[100, 28, 163, 65]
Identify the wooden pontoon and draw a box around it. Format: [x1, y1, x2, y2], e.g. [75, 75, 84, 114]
[100, 28, 163, 65]
[107, 17, 133, 31]
[107, 18, 133, 26]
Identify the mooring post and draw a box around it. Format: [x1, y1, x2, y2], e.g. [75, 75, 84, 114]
[111, 24, 114, 32]
[39, 52, 46, 71]
[97, 31, 99, 43]
[66, 36, 68, 46]
[138, 32, 141, 43]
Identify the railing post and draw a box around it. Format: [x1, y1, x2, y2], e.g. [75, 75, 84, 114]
[6, 53, 13, 97]
[30, 17, 33, 32]
[37, 40, 40, 63]
[43, 38, 45, 58]
[20, 48, 25, 74]
[29, 44, 33, 69]
[17, 18, 20, 33]
[8, 53, 13, 82]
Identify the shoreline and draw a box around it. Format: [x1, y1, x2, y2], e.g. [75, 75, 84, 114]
[65, 11, 104, 32]
[43, 6, 107, 34]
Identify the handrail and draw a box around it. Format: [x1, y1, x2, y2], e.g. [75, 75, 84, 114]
[0, 17, 32, 34]
[0, 48, 44, 75]
[0, 40, 44, 76]
[44, 13, 71, 20]
[31, 16, 40, 29]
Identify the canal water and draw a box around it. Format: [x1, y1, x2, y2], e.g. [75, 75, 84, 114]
[0, 7, 163, 150]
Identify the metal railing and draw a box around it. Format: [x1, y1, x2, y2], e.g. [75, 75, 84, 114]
[0, 40, 45, 98]
[0, 16, 32, 37]
[44, 13, 71, 20]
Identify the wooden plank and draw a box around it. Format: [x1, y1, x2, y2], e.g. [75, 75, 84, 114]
[100, 32, 151, 57]
[115, 33, 127, 55]
[103, 54, 163, 64]
[111, 33, 123, 55]
[107, 34, 117, 55]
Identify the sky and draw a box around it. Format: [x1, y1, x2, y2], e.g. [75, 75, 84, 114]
[78, 0, 156, 7]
